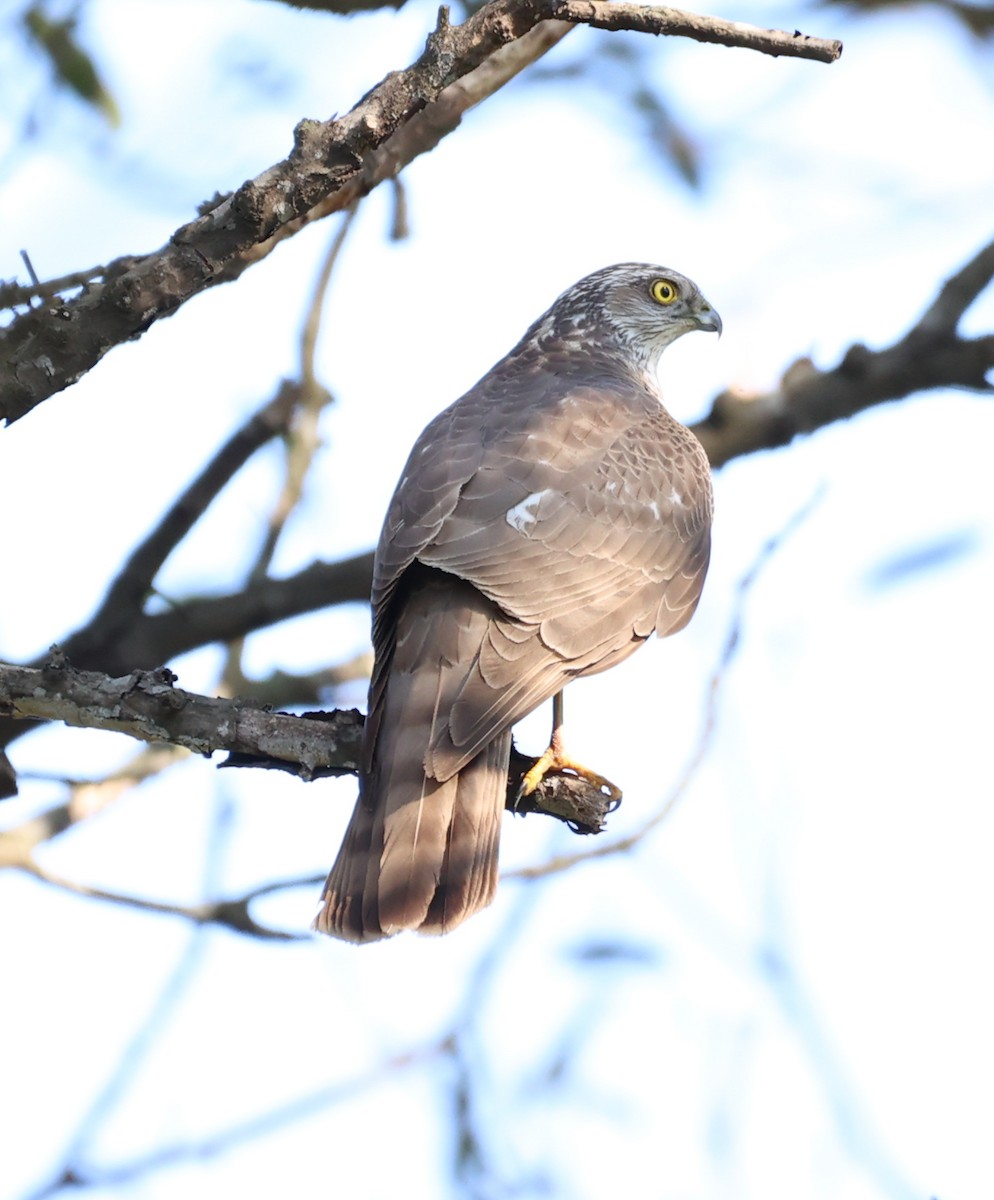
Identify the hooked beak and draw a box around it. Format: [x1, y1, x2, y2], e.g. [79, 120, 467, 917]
[693, 298, 722, 337]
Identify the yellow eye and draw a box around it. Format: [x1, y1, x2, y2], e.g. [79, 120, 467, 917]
[650, 278, 679, 305]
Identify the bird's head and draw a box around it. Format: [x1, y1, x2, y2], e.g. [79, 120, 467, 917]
[530, 263, 721, 374]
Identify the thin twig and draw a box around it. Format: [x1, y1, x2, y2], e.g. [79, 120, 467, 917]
[18, 250, 42, 304]
[0, 745, 191, 866]
[17, 857, 311, 940]
[20, 796, 305, 1200]
[550, 0, 841, 60]
[253, 207, 358, 578]
[221, 204, 359, 694]
[0, 262, 107, 311]
[22, 1035, 451, 1199]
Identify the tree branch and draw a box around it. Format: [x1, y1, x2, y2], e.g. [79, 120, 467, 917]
[548, 0, 841, 60]
[0, 0, 840, 424]
[17, 859, 311, 941]
[0, 650, 617, 826]
[0, 651, 362, 778]
[693, 236, 994, 468]
[65, 552, 375, 673]
[20, 1031, 451, 1199]
[915, 235, 994, 336]
[0, 550, 377, 781]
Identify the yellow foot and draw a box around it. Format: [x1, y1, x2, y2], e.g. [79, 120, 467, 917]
[517, 739, 623, 804]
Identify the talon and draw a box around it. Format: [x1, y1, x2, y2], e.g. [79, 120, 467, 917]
[516, 689, 623, 806]
[516, 738, 622, 804]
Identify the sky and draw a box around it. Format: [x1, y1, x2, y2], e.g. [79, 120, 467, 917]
[1, 1, 993, 1198]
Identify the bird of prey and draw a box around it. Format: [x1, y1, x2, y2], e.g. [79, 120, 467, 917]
[315, 264, 720, 943]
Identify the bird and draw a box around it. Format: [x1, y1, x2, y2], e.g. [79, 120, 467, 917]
[314, 263, 720, 943]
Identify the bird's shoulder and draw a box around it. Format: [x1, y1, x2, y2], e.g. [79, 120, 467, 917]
[372, 344, 710, 613]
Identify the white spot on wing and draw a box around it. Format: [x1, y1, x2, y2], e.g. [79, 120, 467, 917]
[669, 488, 684, 506]
[648, 500, 661, 519]
[505, 490, 549, 534]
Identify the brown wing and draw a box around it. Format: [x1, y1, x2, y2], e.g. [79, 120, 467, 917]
[370, 362, 712, 781]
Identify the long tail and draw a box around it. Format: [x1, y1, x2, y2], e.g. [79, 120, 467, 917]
[314, 575, 511, 943]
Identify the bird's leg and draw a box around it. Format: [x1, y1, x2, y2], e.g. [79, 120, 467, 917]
[517, 691, 623, 802]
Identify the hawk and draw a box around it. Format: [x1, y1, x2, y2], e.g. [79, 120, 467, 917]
[315, 264, 720, 942]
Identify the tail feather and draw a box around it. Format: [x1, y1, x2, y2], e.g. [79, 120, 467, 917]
[314, 573, 511, 943]
[419, 729, 511, 936]
[315, 730, 510, 943]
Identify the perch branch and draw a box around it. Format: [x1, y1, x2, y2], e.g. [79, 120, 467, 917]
[0, 652, 363, 778]
[0, 651, 611, 825]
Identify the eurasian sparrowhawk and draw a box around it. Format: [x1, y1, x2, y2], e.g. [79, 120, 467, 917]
[315, 264, 719, 942]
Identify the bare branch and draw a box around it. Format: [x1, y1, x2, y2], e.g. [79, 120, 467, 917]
[0, 651, 363, 778]
[0, 746, 194, 867]
[0, 0, 840, 424]
[220, 205, 359, 693]
[0, 651, 615, 825]
[80, 552, 374, 671]
[219, 652, 374, 709]
[17, 858, 310, 940]
[0, 552, 376, 781]
[196, 20, 578, 287]
[693, 236, 994, 468]
[265, 0, 408, 13]
[21, 1033, 451, 1200]
[0, 804, 73, 868]
[0, 751, 15, 798]
[548, 0, 841, 60]
[915, 235, 994, 337]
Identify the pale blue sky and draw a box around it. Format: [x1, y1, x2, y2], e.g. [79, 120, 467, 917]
[1, 2, 992, 1197]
